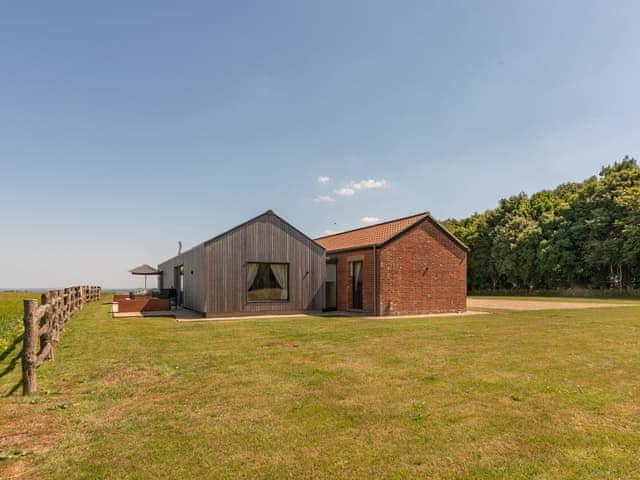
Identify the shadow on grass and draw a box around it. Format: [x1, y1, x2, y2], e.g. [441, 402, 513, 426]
[1, 335, 23, 396]
[0, 334, 23, 363]
[1, 335, 23, 397]
[4, 379, 22, 397]
[0, 350, 22, 380]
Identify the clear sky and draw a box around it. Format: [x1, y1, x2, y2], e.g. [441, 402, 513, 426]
[1, 1, 639, 288]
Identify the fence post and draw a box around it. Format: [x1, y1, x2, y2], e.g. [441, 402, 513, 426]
[63, 288, 70, 326]
[22, 299, 39, 395]
[52, 290, 61, 341]
[20, 286, 101, 396]
[40, 293, 54, 362]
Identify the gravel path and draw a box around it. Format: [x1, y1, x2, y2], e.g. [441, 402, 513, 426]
[467, 298, 634, 311]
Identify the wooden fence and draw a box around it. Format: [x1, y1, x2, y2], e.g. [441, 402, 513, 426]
[22, 285, 101, 395]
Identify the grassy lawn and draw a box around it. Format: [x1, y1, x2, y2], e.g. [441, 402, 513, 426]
[1, 295, 639, 479]
[468, 295, 640, 304]
[0, 292, 40, 354]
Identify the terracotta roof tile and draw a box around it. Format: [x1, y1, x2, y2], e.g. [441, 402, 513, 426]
[315, 212, 429, 252]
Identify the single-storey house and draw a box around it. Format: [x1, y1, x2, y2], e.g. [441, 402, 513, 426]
[315, 212, 468, 315]
[156, 209, 467, 317]
[157, 210, 326, 317]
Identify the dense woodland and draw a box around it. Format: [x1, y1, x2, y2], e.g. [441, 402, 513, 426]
[445, 157, 640, 291]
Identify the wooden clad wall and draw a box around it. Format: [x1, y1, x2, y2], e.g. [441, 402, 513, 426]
[204, 212, 325, 315]
[157, 244, 206, 313]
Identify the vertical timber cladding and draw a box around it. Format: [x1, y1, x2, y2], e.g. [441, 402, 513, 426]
[183, 245, 206, 312]
[204, 212, 326, 315]
[157, 244, 207, 313]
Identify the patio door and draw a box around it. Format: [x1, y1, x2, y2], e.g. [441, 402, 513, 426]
[351, 261, 363, 309]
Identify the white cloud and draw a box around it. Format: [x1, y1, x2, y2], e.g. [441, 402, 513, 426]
[351, 179, 388, 190]
[322, 229, 337, 235]
[314, 195, 335, 203]
[335, 187, 355, 196]
[333, 179, 389, 198]
[361, 216, 380, 224]
[317, 176, 331, 184]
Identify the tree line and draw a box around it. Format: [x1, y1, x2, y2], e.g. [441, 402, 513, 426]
[445, 157, 640, 291]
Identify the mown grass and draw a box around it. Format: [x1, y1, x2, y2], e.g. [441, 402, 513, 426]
[469, 295, 640, 304]
[1, 296, 639, 479]
[0, 292, 33, 353]
[0, 292, 41, 370]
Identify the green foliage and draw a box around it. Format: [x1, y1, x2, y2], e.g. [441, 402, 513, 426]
[445, 157, 640, 291]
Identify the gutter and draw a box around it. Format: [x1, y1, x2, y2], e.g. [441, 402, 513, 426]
[373, 244, 377, 316]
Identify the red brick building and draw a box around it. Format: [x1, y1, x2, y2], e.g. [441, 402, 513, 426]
[315, 212, 468, 315]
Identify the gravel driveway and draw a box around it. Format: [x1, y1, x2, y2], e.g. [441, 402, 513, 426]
[467, 297, 634, 311]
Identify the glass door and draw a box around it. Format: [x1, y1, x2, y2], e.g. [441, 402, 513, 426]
[351, 261, 363, 309]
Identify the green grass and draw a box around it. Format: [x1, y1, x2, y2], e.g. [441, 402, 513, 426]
[0, 291, 40, 354]
[469, 295, 640, 304]
[1, 295, 639, 479]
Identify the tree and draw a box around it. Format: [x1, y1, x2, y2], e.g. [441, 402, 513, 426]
[447, 157, 640, 291]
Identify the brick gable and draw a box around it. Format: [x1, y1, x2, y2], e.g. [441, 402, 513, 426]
[326, 216, 467, 315]
[378, 220, 467, 315]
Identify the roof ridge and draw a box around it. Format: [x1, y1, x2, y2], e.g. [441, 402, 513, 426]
[159, 209, 325, 266]
[314, 211, 429, 240]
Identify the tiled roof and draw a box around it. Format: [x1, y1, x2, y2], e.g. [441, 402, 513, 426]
[315, 212, 430, 252]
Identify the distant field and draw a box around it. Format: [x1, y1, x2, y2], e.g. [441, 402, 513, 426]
[1, 296, 639, 479]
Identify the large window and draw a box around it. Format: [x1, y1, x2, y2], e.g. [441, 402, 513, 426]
[247, 262, 289, 301]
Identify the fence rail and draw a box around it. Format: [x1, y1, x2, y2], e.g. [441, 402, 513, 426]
[22, 285, 101, 395]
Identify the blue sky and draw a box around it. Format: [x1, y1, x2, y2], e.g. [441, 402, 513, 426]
[1, 1, 639, 288]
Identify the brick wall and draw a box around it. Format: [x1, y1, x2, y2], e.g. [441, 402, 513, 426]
[333, 248, 376, 314]
[378, 220, 467, 315]
[115, 297, 170, 313]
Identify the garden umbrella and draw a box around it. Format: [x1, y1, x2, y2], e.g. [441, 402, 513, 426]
[128, 264, 161, 289]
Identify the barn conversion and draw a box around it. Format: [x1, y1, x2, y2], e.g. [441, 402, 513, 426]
[157, 210, 325, 317]
[157, 210, 467, 317]
[315, 212, 468, 316]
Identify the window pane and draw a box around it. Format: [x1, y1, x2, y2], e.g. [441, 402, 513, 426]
[247, 263, 289, 301]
